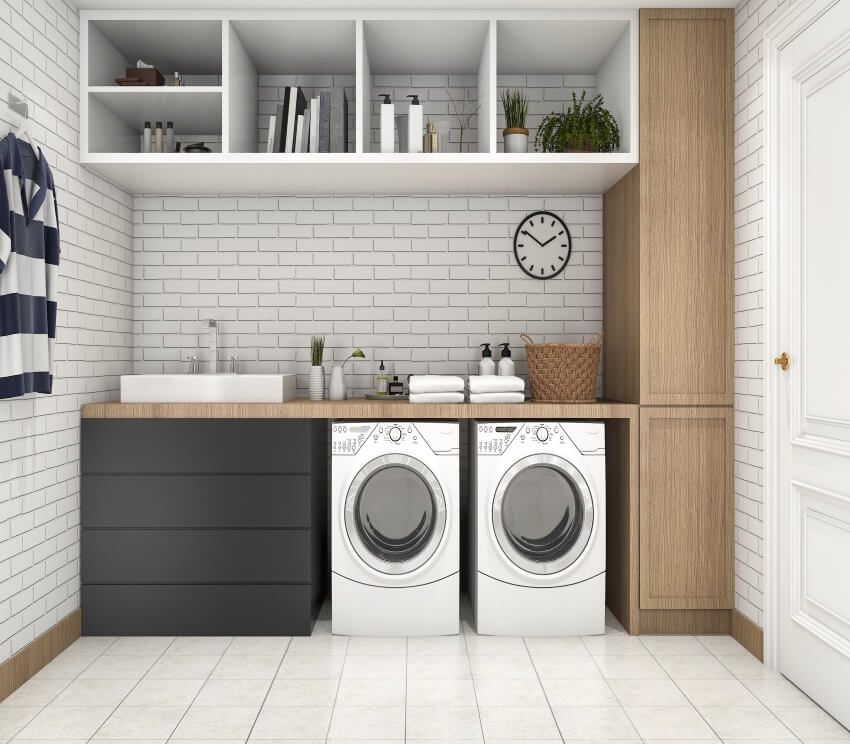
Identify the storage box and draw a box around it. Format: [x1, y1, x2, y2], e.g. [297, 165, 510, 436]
[125, 67, 164, 86]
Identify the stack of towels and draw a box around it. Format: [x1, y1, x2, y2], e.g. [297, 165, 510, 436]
[408, 375, 465, 403]
[468, 375, 525, 404]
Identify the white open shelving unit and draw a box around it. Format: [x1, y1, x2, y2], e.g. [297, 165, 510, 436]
[80, 9, 638, 194]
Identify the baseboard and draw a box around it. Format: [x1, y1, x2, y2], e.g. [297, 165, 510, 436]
[731, 608, 764, 661]
[639, 609, 731, 634]
[0, 609, 81, 702]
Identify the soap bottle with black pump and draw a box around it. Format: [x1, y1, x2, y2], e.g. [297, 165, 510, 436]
[388, 375, 404, 395]
[479, 343, 496, 375]
[406, 94, 423, 153]
[375, 361, 388, 396]
[379, 94, 394, 153]
[497, 342, 515, 376]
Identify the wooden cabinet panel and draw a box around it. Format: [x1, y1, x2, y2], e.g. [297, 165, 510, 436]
[639, 9, 734, 405]
[640, 407, 733, 610]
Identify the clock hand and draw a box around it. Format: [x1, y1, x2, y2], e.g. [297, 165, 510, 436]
[540, 235, 557, 247]
[522, 229, 544, 247]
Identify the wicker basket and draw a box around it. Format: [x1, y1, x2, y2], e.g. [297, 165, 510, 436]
[520, 333, 602, 402]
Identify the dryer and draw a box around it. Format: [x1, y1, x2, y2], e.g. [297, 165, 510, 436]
[332, 421, 459, 636]
[471, 420, 605, 636]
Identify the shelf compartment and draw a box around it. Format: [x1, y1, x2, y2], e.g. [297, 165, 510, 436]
[360, 19, 494, 154]
[88, 88, 222, 154]
[496, 16, 637, 155]
[226, 20, 356, 154]
[87, 19, 222, 87]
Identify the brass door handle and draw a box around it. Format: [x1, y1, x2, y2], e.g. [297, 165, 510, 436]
[774, 352, 790, 371]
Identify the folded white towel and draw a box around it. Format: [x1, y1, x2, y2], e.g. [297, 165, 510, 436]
[469, 392, 526, 404]
[468, 375, 525, 394]
[408, 392, 465, 403]
[408, 375, 465, 394]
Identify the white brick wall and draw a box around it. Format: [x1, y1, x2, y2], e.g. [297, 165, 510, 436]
[0, 0, 133, 662]
[131, 194, 603, 397]
[733, 0, 797, 629]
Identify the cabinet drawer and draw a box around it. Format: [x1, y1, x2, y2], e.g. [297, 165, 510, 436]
[81, 419, 319, 474]
[82, 529, 311, 584]
[82, 475, 312, 528]
[81, 584, 315, 635]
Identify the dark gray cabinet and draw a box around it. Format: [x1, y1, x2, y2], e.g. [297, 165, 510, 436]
[81, 418, 327, 635]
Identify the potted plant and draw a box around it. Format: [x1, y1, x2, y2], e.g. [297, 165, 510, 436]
[501, 89, 529, 153]
[535, 91, 620, 153]
[328, 348, 366, 401]
[309, 336, 325, 401]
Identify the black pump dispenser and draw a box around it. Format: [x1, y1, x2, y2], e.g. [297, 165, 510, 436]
[378, 94, 391, 104]
[406, 94, 421, 105]
[480, 343, 492, 358]
[498, 342, 511, 358]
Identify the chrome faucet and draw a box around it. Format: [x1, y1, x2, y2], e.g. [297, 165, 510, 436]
[203, 319, 217, 374]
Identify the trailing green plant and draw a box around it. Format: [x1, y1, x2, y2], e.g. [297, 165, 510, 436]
[310, 335, 325, 366]
[500, 89, 528, 130]
[534, 91, 620, 153]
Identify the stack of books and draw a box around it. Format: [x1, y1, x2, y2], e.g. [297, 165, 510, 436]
[266, 86, 349, 153]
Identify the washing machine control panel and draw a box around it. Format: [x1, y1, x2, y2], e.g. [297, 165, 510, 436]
[333, 423, 422, 454]
[476, 424, 519, 454]
[477, 422, 573, 454]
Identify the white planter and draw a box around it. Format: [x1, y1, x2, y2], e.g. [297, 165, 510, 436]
[503, 129, 529, 154]
[309, 365, 324, 401]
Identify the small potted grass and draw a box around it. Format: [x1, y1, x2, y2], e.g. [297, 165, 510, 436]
[309, 336, 324, 401]
[501, 89, 529, 153]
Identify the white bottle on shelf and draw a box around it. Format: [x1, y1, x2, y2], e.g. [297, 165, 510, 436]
[142, 121, 151, 153]
[406, 94, 423, 154]
[497, 342, 515, 376]
[479, 343, 496, 375]
[379, 94, 394, 154]
[154, 121, 163, 153]
[165, 121, 174, 153]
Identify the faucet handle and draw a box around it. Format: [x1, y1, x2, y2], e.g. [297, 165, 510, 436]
[185, 354, 200, 374]
[229, 355, 239, 374]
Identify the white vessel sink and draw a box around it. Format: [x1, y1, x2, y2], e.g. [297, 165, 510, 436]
[120, 374, 297, 403]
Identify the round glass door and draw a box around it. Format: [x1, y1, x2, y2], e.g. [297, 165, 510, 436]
[492, 454, 594, 575]
[345, 454, 447, 575]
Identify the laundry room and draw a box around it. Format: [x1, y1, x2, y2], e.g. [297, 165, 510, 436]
[3, 0, 848, 741]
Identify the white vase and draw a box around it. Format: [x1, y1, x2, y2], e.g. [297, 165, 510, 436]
[503, 128, 529, 154]
[309, 365, 324, 401]
[328, 365, 346, 401]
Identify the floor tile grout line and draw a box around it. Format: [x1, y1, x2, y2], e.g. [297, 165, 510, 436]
[320, 630, 349, 744]
[243, 635, 294, 744]
[523, 635, 567, 744]
[86, 635, 179, 744]
[163, 635, 241, 744]
[462, 624, 487, 744]
[581, 633, 648, 744]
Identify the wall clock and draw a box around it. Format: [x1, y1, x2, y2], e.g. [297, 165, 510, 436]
[513, 211, 572, 279]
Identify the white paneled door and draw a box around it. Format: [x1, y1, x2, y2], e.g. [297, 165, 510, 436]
[770, 0, 850, 729]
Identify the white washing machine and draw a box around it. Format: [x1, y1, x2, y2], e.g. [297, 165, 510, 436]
[332, 421, 459, 636]
[471, 420, 606, 636]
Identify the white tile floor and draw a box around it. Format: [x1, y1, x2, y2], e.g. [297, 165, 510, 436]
[0, 604, 847, 744]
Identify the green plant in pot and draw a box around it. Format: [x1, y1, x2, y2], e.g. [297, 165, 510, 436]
[501, 89, 529, 153]
[535, 91, 620, 153]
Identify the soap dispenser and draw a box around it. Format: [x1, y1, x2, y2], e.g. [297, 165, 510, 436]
[406, 94, 423, 153]
[497, 342, 515, 376]
[379, 94, 394, 153]
[479, 343, 496, 376]
[375, 361, 388, 396]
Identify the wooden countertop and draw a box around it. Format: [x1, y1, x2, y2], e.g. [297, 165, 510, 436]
[81, 398, 638, 420]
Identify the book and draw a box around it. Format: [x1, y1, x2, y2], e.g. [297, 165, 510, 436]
[284, 86, 308, 153]
[272, 102, 286, 152]
[294, 113, 305, 153]
[309, 97, 319, 152]
[329, 89, 349, 153]
[275, 90, 291, 153]
[301, 107, 311, 153]
[266, 114, 276, 153]
[318, 91, 331, 153]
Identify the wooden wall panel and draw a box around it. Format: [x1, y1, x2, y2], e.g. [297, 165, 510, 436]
[603, 166, 641, 404]
[639, 9, 734, 405]
[640, 407, 734, 610]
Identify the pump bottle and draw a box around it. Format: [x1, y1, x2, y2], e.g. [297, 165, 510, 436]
[406, 94, 423, 154]
[379, 94, 394, 153]
[497, 342, 515, 376]
[479, 343, 496, 375]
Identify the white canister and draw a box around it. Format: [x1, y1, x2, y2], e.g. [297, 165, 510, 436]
[308, 365, 324, 401]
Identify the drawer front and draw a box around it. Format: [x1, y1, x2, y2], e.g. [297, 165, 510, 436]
[81, 584, 315, 635]
[82, 475, 312, 528]
[82, 529, 311, 584]
[81, 419, 317, 474]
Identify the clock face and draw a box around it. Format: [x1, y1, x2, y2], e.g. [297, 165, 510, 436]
[513, 211, 572, 280]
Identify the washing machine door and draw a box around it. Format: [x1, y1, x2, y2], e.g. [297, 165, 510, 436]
[344, 453, 447, 575]
[493, 454, 594, 575]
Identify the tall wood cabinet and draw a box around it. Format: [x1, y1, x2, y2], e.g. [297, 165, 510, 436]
[603, 9, 735, 632]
